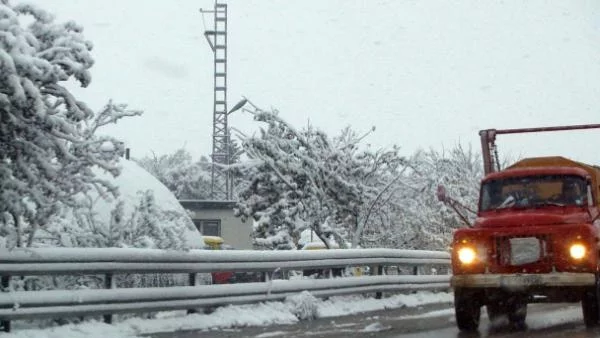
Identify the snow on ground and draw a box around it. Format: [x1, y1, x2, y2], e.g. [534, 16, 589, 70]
[317, 291, 452, 318]
[360, 322, 392, 333]
[525, 305, 582, 330]
[395, 308, 455, 320]
[3, 291, 451, 338]
[254, 332, 289, 338]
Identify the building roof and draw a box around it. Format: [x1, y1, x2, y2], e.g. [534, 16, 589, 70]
[178, 199, 237, 210]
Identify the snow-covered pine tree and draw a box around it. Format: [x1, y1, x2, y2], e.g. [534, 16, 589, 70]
[0, 1, 141, 247]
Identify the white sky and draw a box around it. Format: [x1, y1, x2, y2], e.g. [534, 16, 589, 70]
[28, 0, 600, 164]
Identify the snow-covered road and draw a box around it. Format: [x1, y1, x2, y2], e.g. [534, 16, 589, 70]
[152, 303, 596, 338]
[396, 303, 593, 338]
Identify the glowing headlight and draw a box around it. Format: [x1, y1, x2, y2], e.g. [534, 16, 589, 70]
[457, 247, 477, 265]
[569, 244, 586, 260]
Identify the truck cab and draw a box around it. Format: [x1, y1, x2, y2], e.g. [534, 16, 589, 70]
[452, 156, 600, 331]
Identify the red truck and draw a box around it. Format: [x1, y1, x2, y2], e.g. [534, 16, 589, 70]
[441, 124, 600, 331]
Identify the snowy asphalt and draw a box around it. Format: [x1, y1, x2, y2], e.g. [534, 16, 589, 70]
[149, 303, 600, 338]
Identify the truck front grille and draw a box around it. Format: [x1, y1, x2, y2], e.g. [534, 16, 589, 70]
[495, 235, 550, 267]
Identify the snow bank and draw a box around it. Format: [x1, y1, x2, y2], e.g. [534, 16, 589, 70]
[361, 322, 391, 333]
[3, 291, 452, 338]
[317, 291, 453, 318]
[285, 291, 319, 320]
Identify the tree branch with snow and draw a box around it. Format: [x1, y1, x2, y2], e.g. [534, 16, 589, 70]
[0, 1, 140, 247]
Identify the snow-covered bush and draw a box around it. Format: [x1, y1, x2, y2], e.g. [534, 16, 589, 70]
[285, 291, 319, 320]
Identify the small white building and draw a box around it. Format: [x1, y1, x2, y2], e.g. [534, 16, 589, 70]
[178, 200, 253, 249]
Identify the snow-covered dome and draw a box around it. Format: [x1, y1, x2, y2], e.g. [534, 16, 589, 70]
[92, 159, 204, 249]
[36, 159, 204, 250]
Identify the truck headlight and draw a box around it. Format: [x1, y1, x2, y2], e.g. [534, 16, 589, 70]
[457, 247, 477, 265]
[569, 244, 586, 260]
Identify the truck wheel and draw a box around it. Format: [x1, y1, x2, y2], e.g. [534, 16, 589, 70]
[455, 288, 481, 331]
[486, 303, 503, 322]
[508, 302, 527, 328]
[582, 281, 600, 327]
[487, 300, 526, 327]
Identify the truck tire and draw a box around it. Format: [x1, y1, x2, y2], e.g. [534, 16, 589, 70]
[582, 279, 600, 327]
[454, 288, 481, 331]
[508, 302, 527, 328]
[487, 300, 526, 327]
[486, 303, 503, 322]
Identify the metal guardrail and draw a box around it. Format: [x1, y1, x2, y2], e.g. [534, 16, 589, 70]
[0, 248, 451, 332]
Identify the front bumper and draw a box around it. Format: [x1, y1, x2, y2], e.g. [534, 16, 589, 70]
[451, 272, 595, 289]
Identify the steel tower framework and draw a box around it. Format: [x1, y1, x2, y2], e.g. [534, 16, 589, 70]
[201, 1, 230, 200]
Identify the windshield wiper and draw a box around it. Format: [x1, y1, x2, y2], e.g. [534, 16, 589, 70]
[533, 201, 565, 208]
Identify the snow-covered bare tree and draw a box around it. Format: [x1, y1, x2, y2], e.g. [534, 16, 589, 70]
[393, 145, 483, 250]
[233, 102, 407, 249]
[136, 136, 244, 201]
[0, 1, 141, 247]
[233, 102, 485, 251]
[135, 149, 212, 200]
[234, 108, 315, 250]
[351, 144, 409, 248]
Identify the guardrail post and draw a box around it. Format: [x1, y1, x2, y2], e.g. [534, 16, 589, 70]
[1, 275, 10, 332]
[1, 276, 9, 291]
[187, 273, 197, 314]
[375, 265, 383, 299]
[413, 266, 418, 275]
[103, 273, 113, 324]
[189, 273, 197, 286]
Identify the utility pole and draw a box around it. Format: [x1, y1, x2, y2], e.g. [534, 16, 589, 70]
[201, 0, 230, 200]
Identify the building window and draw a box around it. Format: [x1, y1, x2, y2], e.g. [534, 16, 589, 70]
[194, 219, 221, 237]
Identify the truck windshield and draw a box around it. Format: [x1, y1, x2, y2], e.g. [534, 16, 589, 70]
[480, 174, 587, 211]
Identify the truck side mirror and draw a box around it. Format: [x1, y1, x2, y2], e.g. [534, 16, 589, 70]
[436, 185, 447, 202]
